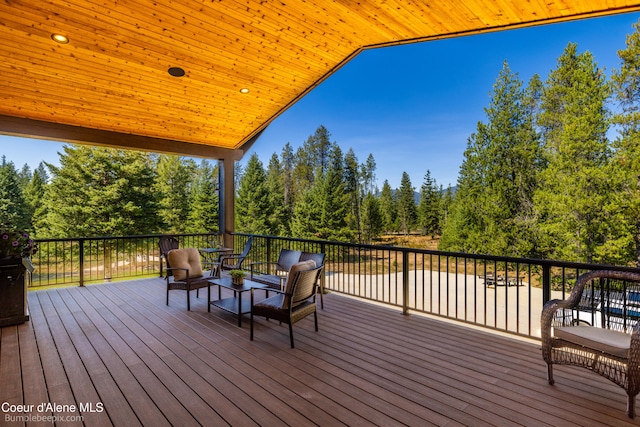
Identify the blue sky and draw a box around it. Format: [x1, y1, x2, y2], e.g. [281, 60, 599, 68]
[2, 12, 640, 189]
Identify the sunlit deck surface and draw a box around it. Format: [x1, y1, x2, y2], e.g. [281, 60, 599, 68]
[2, 278, 639, 427]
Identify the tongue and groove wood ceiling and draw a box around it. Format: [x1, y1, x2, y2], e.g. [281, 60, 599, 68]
[1, 0, 639, 160]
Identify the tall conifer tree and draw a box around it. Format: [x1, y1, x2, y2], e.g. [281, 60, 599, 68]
[0, 156, 29, 230]
[417, 171, 441, 238]
[38, 145, 157, 237]
[535, 43, 612, 263]
[235, 153, 273, 234]
[344, 148, 362, 241]
[396, 172, 417, 235]
[379, 180, 397, 233]
[154, 154, 195, 233]
[266, 153, 288, 235]
[611, 20, 640, 266]
[186, 160, 219, 233]
[440, 62, 541, 256]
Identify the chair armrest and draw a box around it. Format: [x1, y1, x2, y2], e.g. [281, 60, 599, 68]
[165, 267, 190, 282]
[222, 252, 241, 258]
[541, 298, 573, 340]
[219, 254, 243, 264]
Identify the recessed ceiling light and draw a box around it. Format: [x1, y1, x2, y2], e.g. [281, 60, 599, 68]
[168, 67, 185, 77]
[51, 34, 69, 44]
[239, 88, 250, 94]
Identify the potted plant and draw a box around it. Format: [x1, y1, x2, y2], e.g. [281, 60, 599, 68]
[0, 224, 38, 326]
[229, 269, 245, 285]
[0, 225, 38, 261]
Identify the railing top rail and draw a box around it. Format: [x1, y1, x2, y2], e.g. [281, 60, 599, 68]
[235, 232, 640, 273]
[34, 232, 222, 243]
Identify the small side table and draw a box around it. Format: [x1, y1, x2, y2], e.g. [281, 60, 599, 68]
[208, 277, 267, 326]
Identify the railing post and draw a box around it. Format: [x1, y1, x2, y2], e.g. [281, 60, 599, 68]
[402, 250, 409, 315]
[542, 264, 551, 304]
[79, 238, 85, 287]
[266, 237, 272, 274]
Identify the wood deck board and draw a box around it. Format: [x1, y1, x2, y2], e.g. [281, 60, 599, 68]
[16, 317, 51, 427]
[94, 286, 294, 427]
[0, 278, 639, 426]
[34, 291, 111, 425]
[26, 293, 81, 426]
[63, 287, 206, 427]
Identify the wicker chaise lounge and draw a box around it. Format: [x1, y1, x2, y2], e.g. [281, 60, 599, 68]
[541, 270, 640, 418]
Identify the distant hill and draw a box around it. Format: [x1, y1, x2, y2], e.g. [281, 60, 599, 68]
[379, 186, 458, 203]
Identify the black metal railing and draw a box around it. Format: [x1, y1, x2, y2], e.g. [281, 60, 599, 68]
[31, 233, 221, 287]
[30, 231, 640, 339]
[233, 233, 640, 339]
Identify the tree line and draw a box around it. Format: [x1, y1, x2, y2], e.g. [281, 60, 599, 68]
[1, 20, 640, 267]
[234, 125, 448, 242]
[0, 124, 446, 244]
[0, 150, 219, 238]
[440, 26, 640, 267]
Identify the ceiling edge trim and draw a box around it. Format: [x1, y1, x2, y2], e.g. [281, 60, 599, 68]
[0, 115, 243, 161]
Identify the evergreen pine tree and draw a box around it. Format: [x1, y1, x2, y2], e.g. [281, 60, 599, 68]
[235, 153, 273, 234]
[23, 162, 48, 232]
[0, 156, 29, 230]
[611, 20, 640, 266]
[535, 43, 612, 263]
[291, 143, 351, 241]
[361, 192, 383, 243]
[417, 171, 441, 238]
[344, 148, 362, 241]
[265, 153, 288, 235]
[396, 172, 417, 235]
[379, 180, 397, 234]
[280, 143, 296, 233]
[38, 145, 158, 237]
[186, 160, 219, 233]
[440, 61, 542, 256]
[154, 154, 195, 233]
[361, 153, 377, 195]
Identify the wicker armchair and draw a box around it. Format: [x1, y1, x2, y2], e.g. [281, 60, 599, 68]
[541, 270, 640, 418]
[250, 261, 322, 348]
[165, 248, 213, 311]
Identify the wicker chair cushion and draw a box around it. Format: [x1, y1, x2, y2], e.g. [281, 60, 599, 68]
[283, 260, 316, 294]
[167, 248, 204, 281]
[555, 325, 631, 358]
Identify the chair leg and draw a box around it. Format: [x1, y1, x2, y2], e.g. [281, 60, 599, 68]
[547, 363, 554, 385]
[250, 291, 254, 341]
[289, 323, 295, 348]
[314, 311, 318, 332]
[166, 288, 170, 305]
[628, 394, 636, 418]
[187, 290, 191, 311]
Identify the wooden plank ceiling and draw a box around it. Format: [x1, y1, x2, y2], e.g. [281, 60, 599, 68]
[1, 0, 640, 160]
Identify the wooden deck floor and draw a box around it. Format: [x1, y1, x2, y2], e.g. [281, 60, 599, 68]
[1, 278, 640, 427]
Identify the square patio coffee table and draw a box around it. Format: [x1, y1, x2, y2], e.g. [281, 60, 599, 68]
[208, 277, 267, 326]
